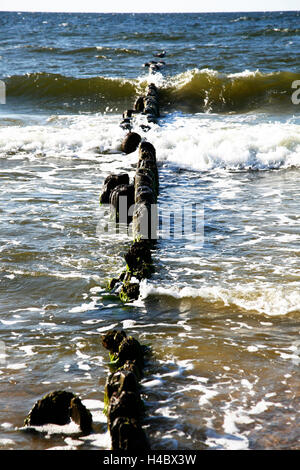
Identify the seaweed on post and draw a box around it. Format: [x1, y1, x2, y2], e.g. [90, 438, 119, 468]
[100, 79, 161, 303]
[102, 329, 150, 451]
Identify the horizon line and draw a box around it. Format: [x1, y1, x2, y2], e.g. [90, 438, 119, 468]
[0, 9, 299, 13]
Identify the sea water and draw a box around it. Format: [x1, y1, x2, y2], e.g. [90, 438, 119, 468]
[0, 11, 299, 450]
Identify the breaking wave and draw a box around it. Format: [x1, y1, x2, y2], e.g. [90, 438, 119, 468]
[140, 281, 300, 317]
[4, 68, 300, 113]
[159, 68, 300, 113]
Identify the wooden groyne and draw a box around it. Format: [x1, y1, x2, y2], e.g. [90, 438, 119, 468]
[102, 80, 161, 303]
[98, 63, 163, 448]
[23, 56, 166, 452]
[24, 390, 93, 435]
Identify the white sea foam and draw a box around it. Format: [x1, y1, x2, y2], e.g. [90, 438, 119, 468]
[96, 323, 119, 333]
[144, 115, 300, 172]
[19, 345, 36, 356]
[248, 399, 275, 414]
[1, 111, 299, 174]
[6, 363, 27, 370]
[69, 301, 97, 313]
[122, 319, 136, 328]
[231, 16, 249, 22]
[0, 113, 124, 161]
[0, 422, 13, 430]
[22, 421, 81, 436]
[0, 319, 29, 325]
[82, 399, 104, 410]
[140, 280, 300, 316]
[79, 430, 111, 449]
[143, 378, 164, 388]
[77, 362, 90, 371]
[0, 438, 15, 447]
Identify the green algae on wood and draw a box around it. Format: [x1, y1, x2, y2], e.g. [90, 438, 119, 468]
[101, 329, 150, 451]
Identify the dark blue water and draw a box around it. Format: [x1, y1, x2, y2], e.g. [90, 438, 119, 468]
[1, 11, 300, 113]
[1, 11, 300, 78]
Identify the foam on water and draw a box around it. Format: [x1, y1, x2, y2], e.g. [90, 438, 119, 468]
[21, 421, 81, 436]
[0, 113, 126, 160]
[1, 11, 300, 452]
[144, 113, 300, 171]
[1, 110, 299, 174]
[0, 438, 15, 447]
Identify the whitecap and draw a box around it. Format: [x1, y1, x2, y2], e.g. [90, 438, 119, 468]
[0, 438, 15, 447]
[7, 363, 27, 370]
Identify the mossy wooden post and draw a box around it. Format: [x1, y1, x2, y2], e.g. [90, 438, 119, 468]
[101, 76, 161, 302]
[102, 329, 150, 451]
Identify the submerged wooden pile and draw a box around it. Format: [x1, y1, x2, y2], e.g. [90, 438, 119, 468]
[23, 330, 149, 451]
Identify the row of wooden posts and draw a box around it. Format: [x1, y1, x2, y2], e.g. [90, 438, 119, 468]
[100, 81, 160, 302]
[23, 72, 162, 451]
[98, 75, 162, 449]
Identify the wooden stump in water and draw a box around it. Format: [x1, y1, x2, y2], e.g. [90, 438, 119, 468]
[102, 330, 150, 451]
[121, 131, 141, 154]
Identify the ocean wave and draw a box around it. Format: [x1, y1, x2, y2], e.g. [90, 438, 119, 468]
[159, 68, 300, 113]
[147, 113, 300, 171]
[140, 280, 300, 317]
[0, 113, 126, 159]
[24, 45, 142, 55]
[230, 16, 250, 22]
[245, 27, 300, 37]
[4, 68, 300, 114]
[5, 72, 137, 105]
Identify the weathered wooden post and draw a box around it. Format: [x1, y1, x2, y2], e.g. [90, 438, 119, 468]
[102, 329, 150, 451]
